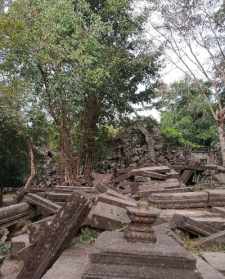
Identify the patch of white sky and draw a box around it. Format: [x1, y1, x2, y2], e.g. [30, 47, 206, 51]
[132, 0, 220, 122]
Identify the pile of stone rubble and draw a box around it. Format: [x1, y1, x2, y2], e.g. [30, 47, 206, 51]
[1, 164, 225, 279]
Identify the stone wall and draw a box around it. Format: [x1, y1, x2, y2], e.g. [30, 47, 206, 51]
[97, 124, 219, 172]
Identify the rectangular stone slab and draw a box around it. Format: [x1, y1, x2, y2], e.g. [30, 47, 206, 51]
[196, 257, 225, 279]
[45, 192, 71, 202]
[201, 252, 225, 275]
[25, 193, 61, 215]
[86, 202, 130, 230]
[192, 217, 225, 231]
[134, 187, 187, 198]
[83, 263, 202, 279]
[54, 186, 97, 194]
[207, 191, 225, 206]
[98, 193, 137, 209]
[212, 207, 225, 217]
[181, 170, 194, 184]
[150, 192, 208, 202]
[194, 230, 225, 248]
[170, 214, 222, 236]
[210, 202, 225, 207]
[17, 192, 92, 279]
[132, 166, 171, 174]
[149, 201, 207, 209]
[130, 170, 167, 180]
[149, 192, 209, 209]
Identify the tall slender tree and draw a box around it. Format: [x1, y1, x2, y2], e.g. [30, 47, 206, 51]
[150, 0, 225, 165]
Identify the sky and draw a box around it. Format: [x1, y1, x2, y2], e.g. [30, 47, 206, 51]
[134, 1, 217, 121]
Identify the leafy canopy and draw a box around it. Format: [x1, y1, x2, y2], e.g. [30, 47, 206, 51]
[160, 80, 217, 148]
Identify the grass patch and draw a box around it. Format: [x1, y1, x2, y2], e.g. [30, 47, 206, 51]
[79, 227, 98, 244]
[0, 242, 10, 256]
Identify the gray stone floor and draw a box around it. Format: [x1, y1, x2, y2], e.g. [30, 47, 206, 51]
[196, 256, 225, 279]
[201, 252, 225, 276]
[1, 243, 93, 279]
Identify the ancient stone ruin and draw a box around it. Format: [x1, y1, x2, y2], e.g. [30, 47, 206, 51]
[1, 126, 225, 278]
[82, 203, 203, 279]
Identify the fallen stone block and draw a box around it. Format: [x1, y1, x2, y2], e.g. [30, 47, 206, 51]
[87, 202, 130, 230]
[97, 193, 137, 209]
[45, 192, 72, 203]
[160, 209, 213, 222]
[201, 252, 225, 276]
[157, 178, 182, 188]
[149, 192, 208, 209]
[0, 203, 33, 229]
[114, 166, 171, 184]
[16, 192, 92, 279]
[180, 170, 193, 184]
[11, 234, 30, 258]
[196, 256, 225, 279]
[212, 207, 225, 217]
[134, 166, 171, 173]
[106, 189, 134, 201]
[194, 230, 225, 248]
[27, 216, 54, 244]
[170, 214, 224, 237]
[150, 191, 208, 201]
[24, 193, 61, 216]
[213, 173, 225, 185]
[207, 190, 225, 207]
[166, 170, 180, 179]
[54, 186, 97, 194]
[130, 169, 167, 180]
[134, 186, 188, 198]
[116, 181, 138, 194]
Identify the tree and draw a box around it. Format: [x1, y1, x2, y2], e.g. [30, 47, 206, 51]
[160, 80, 217, 148]
[0, 99, 28, 188]
[77, 0, 161, 176]
[0, 0, 109, 184]
[0, 0, 161, 183]
[150, 0, 225, 165]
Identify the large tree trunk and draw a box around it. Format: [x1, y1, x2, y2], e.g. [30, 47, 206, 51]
[17, 140, 36, 201]
[59, 118, 78, 185]
[24, 140, 36, 191]
[79, 95, 100, 181]
[218, 122, 225, 166]
[216, 109, 225, 166]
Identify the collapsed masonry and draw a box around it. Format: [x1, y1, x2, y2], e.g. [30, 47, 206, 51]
[0, 163, 225, 278]
[1, 124, 225, 278]
[98, 122, 219, 172]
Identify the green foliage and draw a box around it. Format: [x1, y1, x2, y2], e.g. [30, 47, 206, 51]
[79, 227, 97, 244]
[0, 0, 158, 113]
[0, 0, 161, 179]
[0, 91, 29, 187]
[0, 242, 10, 256]
[160, 80, 217, 148]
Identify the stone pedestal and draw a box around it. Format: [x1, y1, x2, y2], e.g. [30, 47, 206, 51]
[82, 202, 202, 279]
[82, 225, 203, 279]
